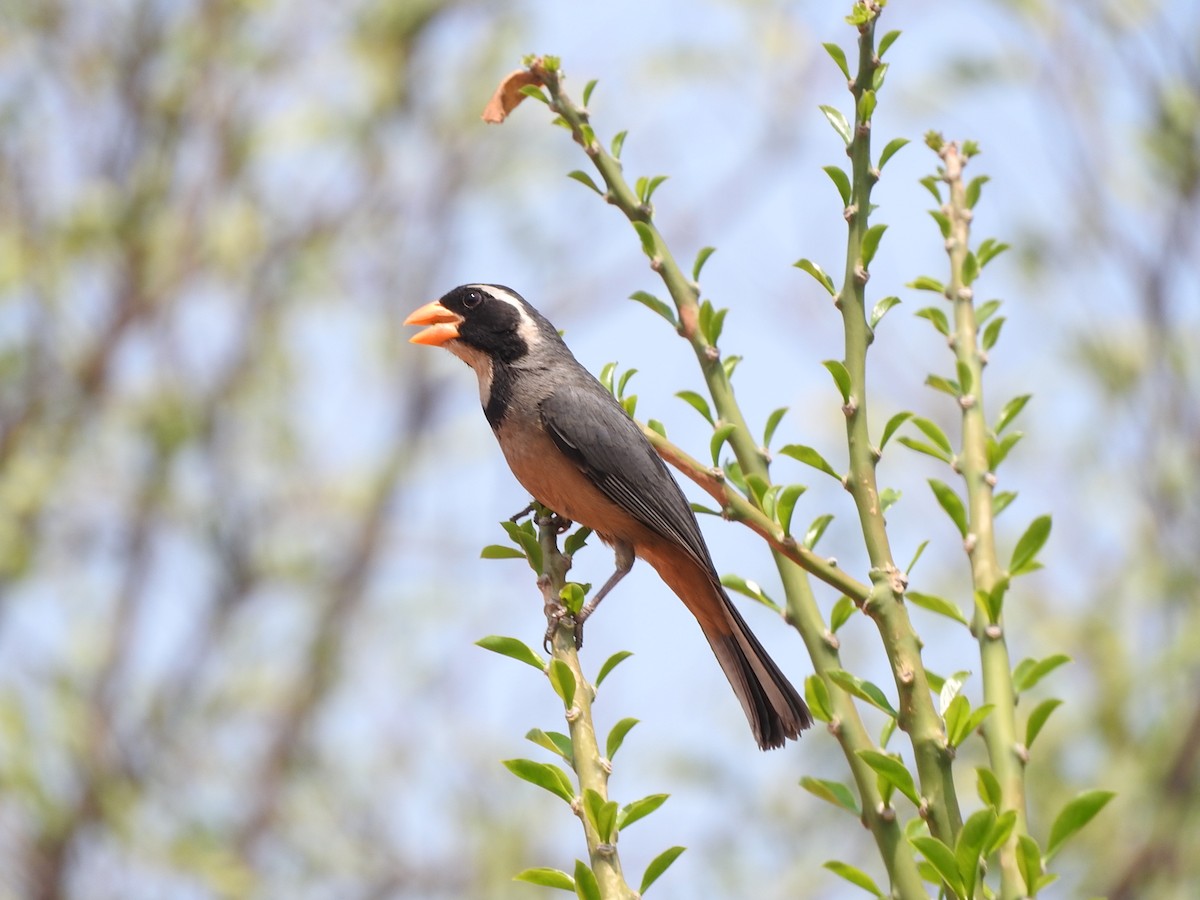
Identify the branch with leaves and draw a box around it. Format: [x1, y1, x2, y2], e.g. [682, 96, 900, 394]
[479, 510, 683, 899]
[478, 2, 1114, 897]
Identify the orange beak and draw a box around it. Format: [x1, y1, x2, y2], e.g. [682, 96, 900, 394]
[404, 300, 463, 346]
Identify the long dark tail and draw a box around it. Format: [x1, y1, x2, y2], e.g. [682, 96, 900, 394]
[706, 595, 813, 749]
[638, 542, 812, 749]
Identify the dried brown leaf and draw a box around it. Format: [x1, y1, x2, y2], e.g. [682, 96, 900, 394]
[482, 69, 547, 124]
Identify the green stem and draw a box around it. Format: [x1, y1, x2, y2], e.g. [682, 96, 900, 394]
[835, 19, 962, 848]
[538, 514, 636, 900]
[941, 143, 1027, 899]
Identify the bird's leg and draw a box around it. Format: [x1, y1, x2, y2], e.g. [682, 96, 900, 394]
[573, 541, 634, 649]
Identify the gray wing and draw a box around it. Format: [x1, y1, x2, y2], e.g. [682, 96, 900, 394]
[539, 381, 715, 573]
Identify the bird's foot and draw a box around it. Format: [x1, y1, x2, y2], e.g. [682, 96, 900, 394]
[539, 573, 573, 652]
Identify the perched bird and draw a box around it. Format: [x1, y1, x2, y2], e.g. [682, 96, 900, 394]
[405, 284, 811, 749]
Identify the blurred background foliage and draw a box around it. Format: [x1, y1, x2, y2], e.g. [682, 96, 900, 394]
[0, 0, 1195, 898]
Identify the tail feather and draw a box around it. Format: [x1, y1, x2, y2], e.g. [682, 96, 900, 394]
[706, 598, 813, 749]
[637, 540, 812, 749]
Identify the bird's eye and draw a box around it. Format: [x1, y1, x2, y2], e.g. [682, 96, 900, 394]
[464, 290, 483, 309]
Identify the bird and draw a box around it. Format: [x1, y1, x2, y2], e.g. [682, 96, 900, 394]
[405, 283, 812, 749]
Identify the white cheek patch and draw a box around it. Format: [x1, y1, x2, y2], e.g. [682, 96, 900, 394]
[469, 283, 543, 352]
[446, 340, 495, 406]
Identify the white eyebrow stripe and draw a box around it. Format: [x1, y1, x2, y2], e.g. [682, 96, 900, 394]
[468, 283, 543, 351]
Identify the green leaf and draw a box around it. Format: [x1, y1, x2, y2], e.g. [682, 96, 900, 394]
[691, 246, 717, 282]
[915, 305, 950, 336]
[928, 479, 969, 538]
[956, 359, 974, 396]
[962, 251, 980, 287]
[823, 360, 853, 404]
[800, 778, 860, 818]
[993, 490, 1017, 516]
[502, 520, 542, 573]
[564, 526, 592, 556]
[995, 394, 1031, 434]
[709, 423, 737, 466]
[633, 220, 657, 258]
[946, 697, 994, 747]
[878, 136, 909, 170]
[618, 793, 668, 830]
[925, 374, 961, 397]
[919, 174, 943, 203]
[869, 295, 901, 329]
[1047, 790, 1115, 858]
[911, 416, 954, 455]
[819, 104, 852, 144]
[480, 544, 526, 560]
[830, 670, 898, 718]
[822, 42, 851, 79]
[502, 759, 575, 803]
[629, 290, 677, 327]
[906, 539, 929, 574]
[965, 174, 990, 209]
[763, 406, 788, 449]
[908, 275, 946, 294]
[879, 410, 913, 450]
[956, 808, 996, 898]
[567, 170, 602, 195]
[779, 444, 841, 480]
[977, 239, 1011, 268]
[976, 297, 1003, 324]
[775, 484, 807, 536]
[1010, 514, 1052, 575]
[674, 390, 714, 425]
[525, 728, 572, 760]
[582, 78, 598, 107]
[911, 836, 966, 897]
[830, 595, 856, 632]
[977, 767, 1002, 810]
[1026, 698, 1063, 749]
[574, 859, 601, 900]
[987, 430, 1024, 470]
[722, 354, 741, 381]
[794, 258, 836, 295]
[583, 789, 619, 843]
[803, 513, 834, 550]
[518, 84, 549, 104]
[823, 165, 852, 206]
[804, 674, 832, 723]
[605, 717, 639, 760]
[928, 209, 951, 239]
[878, 29, 901, 57]
[984, 809, 1018, 857]
[646, 174, 669, 202]
[559, 582, 586, 616]
[1013, 653, 1071, 693]
[897, 435, 953, 464]
[880, 486, 902, 512]
[861, 223, 887, 267]
[514, 868, 575, 891]
[610, 130, 628, 159]
[617, 367, 638, 398]
[906, 591, 969, 627]
[982, 315, 1005, 352]
[640, 846, 685, 895]
[823, 860, 884, 897]
[598, 362, 617, 393]
[595, 650, 632, 688]
[476, 636, 545, 671]
[857, 89, 876, 122]
[858, 750, 920, 804]
[548, 659, 576, 708]
[1017, 834, 1044, 896]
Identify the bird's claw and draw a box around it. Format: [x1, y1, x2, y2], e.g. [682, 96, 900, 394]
[509, 502, 536, 524]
